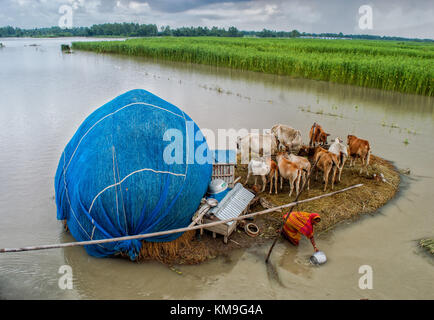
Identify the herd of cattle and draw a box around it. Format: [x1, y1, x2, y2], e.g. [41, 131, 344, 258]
[238, 122, 371, 196]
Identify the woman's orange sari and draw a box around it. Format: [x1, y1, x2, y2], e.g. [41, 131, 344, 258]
[282, 211, 320, 245]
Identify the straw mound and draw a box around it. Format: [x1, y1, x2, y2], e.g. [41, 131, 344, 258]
[134, 231, 210, 265]
[134, 154, 400, 265]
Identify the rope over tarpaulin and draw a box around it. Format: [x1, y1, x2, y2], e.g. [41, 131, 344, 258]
[54, 89, 213, 260]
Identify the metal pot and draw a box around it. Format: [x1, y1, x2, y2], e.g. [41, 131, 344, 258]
[310, 251, 327, 265]
[207, 179, 228, 194]
[207, 179, 230, 202]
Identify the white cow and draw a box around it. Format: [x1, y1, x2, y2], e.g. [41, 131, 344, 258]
[328, 137, 348, 182]
[237, 133, 279, 162]
[271, 124, 302, 154]
[244, 158, 271, 192]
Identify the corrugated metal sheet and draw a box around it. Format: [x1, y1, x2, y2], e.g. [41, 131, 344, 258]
[209, 183, 255, 226]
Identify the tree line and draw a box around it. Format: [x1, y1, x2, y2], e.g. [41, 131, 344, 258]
[0, 23, 432, 42]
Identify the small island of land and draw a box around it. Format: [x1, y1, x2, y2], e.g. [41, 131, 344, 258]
[135, 154, 400, 265]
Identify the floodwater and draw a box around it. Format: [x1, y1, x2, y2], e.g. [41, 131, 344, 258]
[0, 38, 433, 300]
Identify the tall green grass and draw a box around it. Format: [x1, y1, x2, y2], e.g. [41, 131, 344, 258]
[72, 37, 434, 96]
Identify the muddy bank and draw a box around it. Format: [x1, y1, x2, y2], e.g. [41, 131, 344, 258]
[137, 154, 400, 265]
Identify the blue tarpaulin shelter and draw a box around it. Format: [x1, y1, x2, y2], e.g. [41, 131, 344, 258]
[213, 149, 236, 165]
[54, 89, 213, 260]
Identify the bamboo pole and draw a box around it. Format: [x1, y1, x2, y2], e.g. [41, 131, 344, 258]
[0, 184, 362, 254]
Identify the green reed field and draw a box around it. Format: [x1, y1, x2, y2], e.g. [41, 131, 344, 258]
[72, 37, 434, 96]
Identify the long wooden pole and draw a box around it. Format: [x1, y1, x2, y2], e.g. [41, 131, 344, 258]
[0, 184, 362, 254]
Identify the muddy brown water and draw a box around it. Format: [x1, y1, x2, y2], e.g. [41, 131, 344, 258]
[0, 38, 433, 299]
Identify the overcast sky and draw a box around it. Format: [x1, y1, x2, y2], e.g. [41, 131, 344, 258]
[1, 0, 433, 39]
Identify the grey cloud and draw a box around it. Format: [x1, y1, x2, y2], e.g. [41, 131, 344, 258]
[97, 0, 251, 14]
[148, 0, 249, 13]
[0, 0, 433, 39]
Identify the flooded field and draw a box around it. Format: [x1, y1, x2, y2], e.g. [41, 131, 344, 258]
[0, 38, 433, 299]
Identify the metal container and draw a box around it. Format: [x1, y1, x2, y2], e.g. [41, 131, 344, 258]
[310, 251, 327, 265]
[208, 179, 228, 194]
[207, 179, 229, 201]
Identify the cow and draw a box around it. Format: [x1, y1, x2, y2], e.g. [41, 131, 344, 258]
[285, 153, 311, 191]
[271, 124, 302, 154]
[297, 144, 316, 161]
[276, 152, 301, 197]
[309, 123, 330, 147]
[237, 133, 279, 162]
[328, 137, 348, 183]
[268, 158, 279, 195]
[312, 146, 339, 192]
[347, 135, 371, 174]
[244, 158, 269, 193]
[244, 157, 279, 194]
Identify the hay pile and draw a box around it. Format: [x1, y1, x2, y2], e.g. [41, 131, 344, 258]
[133, 153, 400, 265]
[136, 231, 210, 265]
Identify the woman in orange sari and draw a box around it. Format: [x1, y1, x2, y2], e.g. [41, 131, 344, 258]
[281, 211, 321, 252]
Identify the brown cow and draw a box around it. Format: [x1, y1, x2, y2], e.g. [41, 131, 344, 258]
[309, 123, 330, 147]
[298, 144, 316, 161]
[347, 135, 371, 174]
[312, 146, 339, 192]
[285, 153, 311, 191]
[268, 158, 279, 195]
[276, 152, 301, 197]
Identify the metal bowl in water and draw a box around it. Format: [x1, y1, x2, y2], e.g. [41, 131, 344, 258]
[310, 251, 327, 265]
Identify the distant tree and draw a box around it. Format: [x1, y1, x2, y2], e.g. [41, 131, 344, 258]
[160, 25, 172, 36]
[258, 29, 276, 37]
[227, 26, 241, 37]
[0, 23, 432, 42]
[290, 29, 300, 37]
